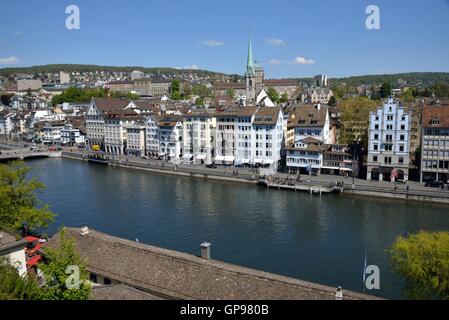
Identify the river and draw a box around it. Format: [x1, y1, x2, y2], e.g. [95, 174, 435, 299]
[25, 158, 449, 299]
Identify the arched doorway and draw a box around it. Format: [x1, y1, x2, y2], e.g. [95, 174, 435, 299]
[371, 168, 380, 181]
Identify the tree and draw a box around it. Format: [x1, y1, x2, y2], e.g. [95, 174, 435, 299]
[170, 80, 182, 100]
[1, 93, 14, 106]
[0, 258, 41, 300]
[226, 88, 236, 99]
[279, 93, 289, 104]
[390, 231, 449, 300]
[195, 97, 204, 106]
[266, 87, 279, 103]
[328, 95, 337, 107]
[38, 228, 91, 300]
[337, 97, 378, 147]
[401, 88, 417, 102]
[380, 83, 392, 98]
[0, 161, 55, 232]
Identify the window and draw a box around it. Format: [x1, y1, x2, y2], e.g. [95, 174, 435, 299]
[103, 277, 112, 285]
[399, 157, 404, 164]
[399, 145, 405, 152]
[373, 144, 378, 151]
[400, 135, 405, 141]
[373, 156, 378, 162]
[90, 273, 97, 283]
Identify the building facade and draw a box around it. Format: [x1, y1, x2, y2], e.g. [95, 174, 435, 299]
[367, 98, 412, 181]
[182, 110, 216, 164]
[420, 104, 449, 183]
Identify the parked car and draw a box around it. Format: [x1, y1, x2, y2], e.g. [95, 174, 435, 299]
[206, 163, 217, 169]
[425, 180, 445, 188]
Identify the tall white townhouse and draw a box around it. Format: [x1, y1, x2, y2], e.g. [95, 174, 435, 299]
[215, 106, 285, 174]
[145, 115, 161, 156]
[157, 116, 183, 161]
[126, 120, 146, 157]
[86, 98, 129, 149]
[182, 110, 216, 164]
[367, 98, 412, 182]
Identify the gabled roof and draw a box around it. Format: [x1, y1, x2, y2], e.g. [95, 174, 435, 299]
[92, 98, 129, 113]
[422, 104, 449, 128]
[290, 104, 328, 127]
[44, 228, 378, 300]
[253, 107, 281, 125]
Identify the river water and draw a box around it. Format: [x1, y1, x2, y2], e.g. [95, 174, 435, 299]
[25, 158, 449, 299]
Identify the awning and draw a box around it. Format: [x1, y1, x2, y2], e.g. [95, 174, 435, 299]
[339, 167, 353, 171]
[196, 154, 207, 160]
[240, 159, 250, 164]
[224, 156, 235, 162]
[215, 155, 225, 161]
[254, 159, 264, 164]
[262, 159, 275, 165]
[169, 153, 175, 158]
[183, 154, 193, 159]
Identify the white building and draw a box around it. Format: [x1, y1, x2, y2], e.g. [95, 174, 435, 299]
[130, 70, 145, 81]
[182, 110, 216, 164]
[86, 98, 129, 149]
[145, 115, 160, 156]
[302, 88, 334, 104]
[42, 121, 65, 144]
[0, 111, 14, 135]
[367, 98, 412, 181]
[60, 123, 85, 146]
[59, 71, 70, 84]
[215, 106, 285, 174]
[158, 116, 183, 161]
[0, 230, 28, 277]
[126, 121, 146, 157]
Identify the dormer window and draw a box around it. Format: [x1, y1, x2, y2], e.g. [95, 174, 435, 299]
[431, 119, 440, 125]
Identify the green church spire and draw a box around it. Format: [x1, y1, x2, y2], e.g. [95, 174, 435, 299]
[247, 28, 254, 76]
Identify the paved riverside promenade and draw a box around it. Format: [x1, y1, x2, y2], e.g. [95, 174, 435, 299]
[3, 140, 448, 204]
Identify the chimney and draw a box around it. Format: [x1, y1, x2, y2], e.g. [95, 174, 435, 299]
[200, 242, 211, 260]
[316, 103, 321, 111]
[80, 226, 89, 236]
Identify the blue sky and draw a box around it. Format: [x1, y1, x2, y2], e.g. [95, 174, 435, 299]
[1, 0, 449, 78]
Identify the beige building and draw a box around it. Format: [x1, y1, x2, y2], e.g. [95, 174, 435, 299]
[17, 79, 43, 92]
[104, 110, 140, 155]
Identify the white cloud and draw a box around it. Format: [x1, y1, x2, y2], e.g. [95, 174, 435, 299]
[0, 56, 19, 65]
[290, 56, 315, 65]
[184, 64, 199, 70]
[202, 40, 224, 47]
[265, 38, 286, 46]
[267, 59, 284, 66]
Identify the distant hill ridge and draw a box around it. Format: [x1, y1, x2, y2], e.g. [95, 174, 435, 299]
[1, 64, 449, 85]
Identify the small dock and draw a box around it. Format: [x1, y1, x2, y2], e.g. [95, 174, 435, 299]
[258, 179, 342, 195]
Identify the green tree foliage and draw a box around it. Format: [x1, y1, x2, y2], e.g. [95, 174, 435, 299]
[195, 97, 204, 106]
[0, 93, 14, 106]
[0, 259, 41, 300]
[328, 95, 337, 106]
[171, 80, 182, 100]
[279, 93, 289, 104]
[422, 83, 449, 98]
[38, 228, 91, 300]
[51, 87, 138, 106]
[390, 231, 449, 300]
[266, 87, 279, 103]
[226, 88, 236, 98]
[0, 161, 55, 231]
[380, 83, 392, 98]
[337, 97, 378, 147]
[401, 88, 418, 102]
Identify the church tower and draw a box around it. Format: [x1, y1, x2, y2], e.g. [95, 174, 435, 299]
[246, 31, 256, 103]
[245, 30, 264, 105]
